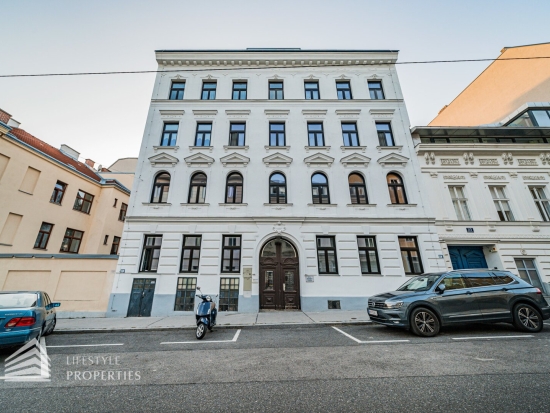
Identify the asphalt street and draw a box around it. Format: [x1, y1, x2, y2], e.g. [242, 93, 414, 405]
[1, 321, 550, 412]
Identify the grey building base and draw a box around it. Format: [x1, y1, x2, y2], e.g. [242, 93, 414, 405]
[300, 296, 369, 312]
[57, 311, 107, 319]
[106, 293, 259, 317]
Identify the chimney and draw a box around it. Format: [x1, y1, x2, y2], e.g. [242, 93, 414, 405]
[0, 109, 12, 124]
[85, 159, 95, 169]
[59, 144, 80, 160]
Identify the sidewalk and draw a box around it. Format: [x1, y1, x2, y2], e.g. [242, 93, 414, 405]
[56, 310, 372, 333]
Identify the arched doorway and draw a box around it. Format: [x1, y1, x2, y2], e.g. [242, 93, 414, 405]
[259, 237, 300, 310]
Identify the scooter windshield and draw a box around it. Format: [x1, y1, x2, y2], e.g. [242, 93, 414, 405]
[196, 301, 211, 315]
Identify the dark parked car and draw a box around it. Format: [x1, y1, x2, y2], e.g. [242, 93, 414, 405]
[0, 291, 60, 348]
[367, 269, 550, 337]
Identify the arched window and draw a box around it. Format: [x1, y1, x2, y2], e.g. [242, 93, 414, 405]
[225, 173, 243, 203]
[269, 173, 287, 204]
[151, 173, 170, 203]
[188, 172, 207, 204]
[387, 173, 407, 204]
[311, 173, 330, 204]
[348, 173, 368, 204]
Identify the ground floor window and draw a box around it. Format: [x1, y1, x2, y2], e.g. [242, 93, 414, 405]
[316, 236, 338, 274]
[174, 277, 197, 311]
[357, 236, 380, 274]
[398, 236, 424, 275]
[514, 258, 548, 294]
[219, 278, 239, 311]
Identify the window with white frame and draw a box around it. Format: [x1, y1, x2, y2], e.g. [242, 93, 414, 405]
[449, 186, 471, 220]
[489, 186, 514, 221]
[530, 187, 550, 221]
[514, 258, 548, 294]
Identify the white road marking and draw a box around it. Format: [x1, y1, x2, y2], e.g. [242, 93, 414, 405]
[452, 335, 534, 341]
[161, 329, 242, 345]
[332, 326, 410, 344]
[46, 343, 124, 348]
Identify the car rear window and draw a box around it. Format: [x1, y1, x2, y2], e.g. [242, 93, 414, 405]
[492, 272, 515, 285]
[0, 293, 38, 308]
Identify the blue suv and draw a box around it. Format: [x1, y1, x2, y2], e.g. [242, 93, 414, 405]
[367, 269, 550, 337]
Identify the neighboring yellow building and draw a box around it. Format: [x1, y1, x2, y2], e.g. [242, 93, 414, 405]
[430, 42, 550, 126]
[0, 108, 136, 317]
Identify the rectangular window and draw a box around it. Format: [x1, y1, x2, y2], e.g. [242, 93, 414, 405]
[219, 278, 239, 311]
[195, 123, 212, 147]
[0, 213, 22, 246]
[103, 235, 109, 245]
[73, 190, 94, 214]
[169, 82, 185, 100]
[269, 81, 284, 100]
[336, 81, 352, 100]
[307, 123, 325, 146]
[304, 81, 320, 99]
[530, 187, 550, 221]
[376, 122, 395, 146]
[113, 198, 118, 207]
[316, 236, 338, 275]
[232, 82, 247, 100]
[229, 123, 246, 146]
[515, 258, 548, 294]
[60, 228, 84, 254]
[201, 82, 216, 100]
[110, 236, 121, 255]
[341, 123, 359, 146]
[398, 237, 424, 275]
[140, 235, 162, 272]
[221, 235, 241, 273]
[174, 277, 197, 311]
[160, 123, 179, 147]
[269, 123, 285, 146]
[34, 222, 54, 250]
[489, 186, 514, 221]
[50, 180, 67, 205]
[0, 153, 9, 181]
[180, 235, 202, 273]
[357, 236, 380, 274]
[368, 81, 385, 99]
[449, 186, 471, 220]
[19, 166, 41, 195]
[119, 203, 128, 221]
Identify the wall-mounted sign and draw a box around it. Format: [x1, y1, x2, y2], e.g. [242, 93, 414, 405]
[305, 276, 314, 283]
[466, 228, 474, 233]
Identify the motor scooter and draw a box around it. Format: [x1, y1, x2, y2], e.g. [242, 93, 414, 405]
[195, 287, 217, 340]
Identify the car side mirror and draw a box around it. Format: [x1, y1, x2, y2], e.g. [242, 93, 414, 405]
[436, 284, 446, 294]
[53, 302, 61, 308]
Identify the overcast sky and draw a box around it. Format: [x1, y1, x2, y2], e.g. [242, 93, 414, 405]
[2, 0, 549, 167]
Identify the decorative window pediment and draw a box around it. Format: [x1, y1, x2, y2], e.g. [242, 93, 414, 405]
[304, 152, 334, 168]
[184, 153, 215, 167]
[148, 152, 179, 167]
[220, 152, 250, 167]
[263, 152, 293, 167]
[340, 153, 371, 167]
[377, 152, 409, 167]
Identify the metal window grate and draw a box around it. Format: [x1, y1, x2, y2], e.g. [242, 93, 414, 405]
[328, 300, 341, 310]
[219, 278, 239, 311]
[174, 277, 197, 311]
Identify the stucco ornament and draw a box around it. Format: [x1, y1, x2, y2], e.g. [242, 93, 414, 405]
[502, 153, 513, 165]
[273, 221, 286, 234]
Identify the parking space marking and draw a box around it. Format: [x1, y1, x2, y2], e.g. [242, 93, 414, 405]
[161, 329, 241, 345]
[46, 343, 125, 348]
[332, 327, 410, 344]
[452, 335, 534, 341]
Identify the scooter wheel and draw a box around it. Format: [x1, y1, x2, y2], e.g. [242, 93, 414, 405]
[196, 323, 207, 340]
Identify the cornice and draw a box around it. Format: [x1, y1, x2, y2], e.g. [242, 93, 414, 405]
[416, 143, 549, 155]
[151, 99, 404, 105]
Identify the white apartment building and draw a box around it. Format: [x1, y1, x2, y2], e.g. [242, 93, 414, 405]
[412, 104, 550, 297]
[108, 49, 446, 317]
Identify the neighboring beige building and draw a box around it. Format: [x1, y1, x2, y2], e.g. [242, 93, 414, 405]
[0, 108, 135, 317]
[430, 42, 550, 126]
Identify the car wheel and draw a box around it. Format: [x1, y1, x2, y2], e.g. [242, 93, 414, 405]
[196, 323, 207, 340]
[44, 316, 56, 336]
[513, 303, 543, 333]
[410, 307, 440, 337]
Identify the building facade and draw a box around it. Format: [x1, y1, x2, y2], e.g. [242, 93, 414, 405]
[0, 109, 134, 317]
[109, 49, 446, 317]
[429, 42, 550, 127]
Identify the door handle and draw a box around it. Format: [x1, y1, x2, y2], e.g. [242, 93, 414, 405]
[501, 288, 509, 291]
[466, 291, 473, 295]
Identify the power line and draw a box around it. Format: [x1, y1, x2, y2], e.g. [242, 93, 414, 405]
[1, 56, 549, 78]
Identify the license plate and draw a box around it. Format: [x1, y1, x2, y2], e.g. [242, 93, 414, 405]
[368, 309, 378, 316]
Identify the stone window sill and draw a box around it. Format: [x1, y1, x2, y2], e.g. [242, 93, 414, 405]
[305, 146, 331, 152]
[181, 203, 210, 206]
[386, 203, 417, 207]
[264, 203, 293, 206]
[219, 203, 248, 206]
[189, 146, 213, 152]
[346, 204, 377, 207]
[340, 146, 367, 152]
[142, 202, 172, 206]
[307, 203, 338, 207]
[377, 145, 403, 152]
[265, 145, 290, 152]
[18, 190, 33, 195]
[223, 145, 249, 152]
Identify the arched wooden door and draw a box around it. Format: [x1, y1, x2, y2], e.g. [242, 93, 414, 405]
[259, 238, 300, 310]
